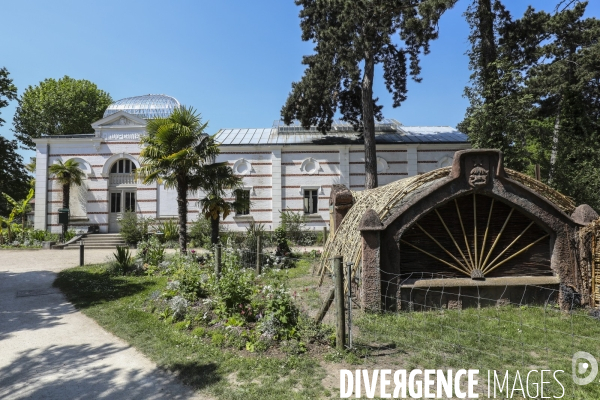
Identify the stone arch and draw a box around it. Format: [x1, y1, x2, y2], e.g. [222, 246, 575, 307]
[354, 150, 586, 311]
[62, 157, 93, 177]
[102, 153, 140, 177]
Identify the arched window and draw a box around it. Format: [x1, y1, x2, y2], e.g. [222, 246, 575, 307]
[110, 159, 137, 174]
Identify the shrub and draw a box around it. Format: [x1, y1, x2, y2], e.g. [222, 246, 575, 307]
[136, 236, 165, 266]
[112, 246, 134, 275]
[119, 211, 154, 245]
[207, 265, 255, 318]
[253, 284, 299, 340]
[189, 217, 212, 248]
[63, 229, 76, 242]
[273, 226, 291, 256]
[240, 222, 267, 266]
[157, 253, 207, 302]
[280, 210, 306, 244]
[157, 219, 178, 243]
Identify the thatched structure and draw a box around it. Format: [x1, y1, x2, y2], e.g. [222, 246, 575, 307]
[322, 149, 599, 311]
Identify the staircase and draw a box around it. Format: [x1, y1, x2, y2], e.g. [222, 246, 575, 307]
[64, 233, 128, 250]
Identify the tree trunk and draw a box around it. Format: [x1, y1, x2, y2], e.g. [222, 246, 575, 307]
[548, 112, 561, 185]
[210, 215, 220, 245]
[362, 53, 378, 189]
[62, 183, 70, 239]
[478, 0, 498, 103]
[177, 176, 188, 253]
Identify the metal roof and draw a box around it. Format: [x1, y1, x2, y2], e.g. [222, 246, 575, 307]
[103, 94, 180, 120]
[214, 124, 468, 146]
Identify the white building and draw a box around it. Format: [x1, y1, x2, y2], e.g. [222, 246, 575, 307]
[33, 94, 470, 234]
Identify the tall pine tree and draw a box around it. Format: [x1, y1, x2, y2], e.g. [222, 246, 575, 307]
[282, 0, 458, 189]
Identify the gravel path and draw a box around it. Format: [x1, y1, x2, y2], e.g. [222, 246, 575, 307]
[0, 249, 207, 400]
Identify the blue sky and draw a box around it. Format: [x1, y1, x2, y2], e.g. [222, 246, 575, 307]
[1, 0, 599, 162]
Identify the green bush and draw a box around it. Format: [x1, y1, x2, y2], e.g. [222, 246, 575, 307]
[119, 211, 154, 245]
[280, 210, 306, 244]
[157, 219, 178, 243]
[112, 246, 134, 275]
[273, 226, 291, 255]
[63, 229, 76, 242]
[136, 236, 165, 266]
[189, 217, 212, 248]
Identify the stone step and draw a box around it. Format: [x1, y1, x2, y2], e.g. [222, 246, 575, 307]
[64, 245, 132, 250]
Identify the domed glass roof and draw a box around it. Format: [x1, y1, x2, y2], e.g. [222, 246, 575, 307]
[103, 94, 180, 120]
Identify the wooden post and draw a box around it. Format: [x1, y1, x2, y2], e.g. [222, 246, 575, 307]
[323, 226, 328, 246]
[535, 164, 541, 181]
[316, 287, 335, 323]
[256, 235, 262, 275]
[334, 256, 345, 350]
[215, 244, 222, 279]
[79, 240, 84, 266]
[347, 261, 353, 349]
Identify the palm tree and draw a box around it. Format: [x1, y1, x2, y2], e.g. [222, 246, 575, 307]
[138, 106, 218, 253]
[193, 164, 248, 245]
[49, 159, 85, 237]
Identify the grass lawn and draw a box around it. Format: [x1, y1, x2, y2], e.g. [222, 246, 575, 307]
[54, 263, 331, 400]
[54, 257, 600, 399]
[355, 306, 600, 399]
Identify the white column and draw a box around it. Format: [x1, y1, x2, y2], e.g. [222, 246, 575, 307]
[271, 147, 282, 229]
[34, 142, 49, 230]
[407, 145, 418, 177]
[339, 146, 350, 188]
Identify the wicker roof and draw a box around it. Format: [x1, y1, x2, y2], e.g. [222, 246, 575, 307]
[319, 167, 576, 274]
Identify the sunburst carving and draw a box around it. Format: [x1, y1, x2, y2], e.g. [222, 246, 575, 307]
[400, 194, 550, 279]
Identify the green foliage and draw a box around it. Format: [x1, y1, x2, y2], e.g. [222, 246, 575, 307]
[280, 210, 306, 244]
[112, 246, 134, 275]
[157, 219, 178, 242]
[207, 264, 255, 317]
[192, 164, 245, 245]
[460, 1, 600, 209]
[0, 66, 17, 127]
[53, 264, 334, 399]
[48, 159, 85, 228]
[138, 106, 218, 253]
[118, 211, 154, 245]
[282, 0, 458, 188]
[240, 222, 267, 265]
[13, 75, 112, 148]
[0, 68, 28, 218]
[136, 236, 165, 266]
[63, 229, 76, 242]
[0, 137, 30, 217]
[188, 217, 212, 248]
[273, 226, 291, 256]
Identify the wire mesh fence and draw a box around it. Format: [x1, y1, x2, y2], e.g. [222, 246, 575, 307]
[330, 270, 600, 398]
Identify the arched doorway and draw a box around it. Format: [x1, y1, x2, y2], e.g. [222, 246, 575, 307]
[108, 158, 137, 233]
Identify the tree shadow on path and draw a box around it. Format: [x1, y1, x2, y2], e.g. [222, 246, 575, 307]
[0, 342, 218, 400]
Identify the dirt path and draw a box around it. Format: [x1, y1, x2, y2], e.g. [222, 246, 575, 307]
[0, 249, 207, 400]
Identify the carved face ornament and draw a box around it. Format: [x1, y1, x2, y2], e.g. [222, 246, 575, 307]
[469, 163, 488, 188]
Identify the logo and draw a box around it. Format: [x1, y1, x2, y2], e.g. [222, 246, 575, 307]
[572, 351, 598, 386]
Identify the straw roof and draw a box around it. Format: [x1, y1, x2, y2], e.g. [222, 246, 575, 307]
[319, 167, 576, 274]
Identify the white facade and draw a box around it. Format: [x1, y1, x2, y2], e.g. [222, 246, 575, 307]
[33, 96, 470, 234]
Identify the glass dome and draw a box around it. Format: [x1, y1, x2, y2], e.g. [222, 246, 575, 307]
[103, 94, 180, 120]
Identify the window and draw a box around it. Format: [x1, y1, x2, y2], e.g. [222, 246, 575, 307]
[110, 159, 137, 174]
[236, 190, 250, 215]
[304, 189, 318, 214]
[110, 192, 121, 213]
[125, 192, 136, 212]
